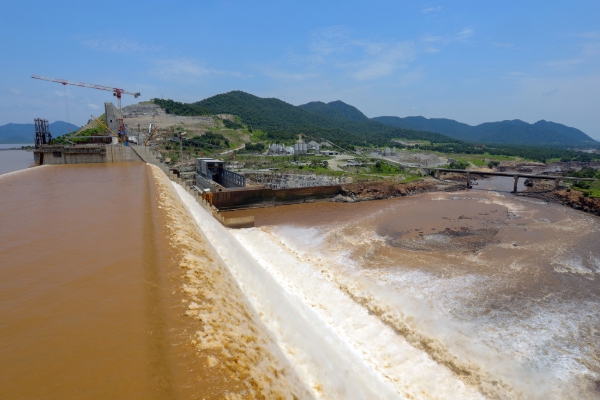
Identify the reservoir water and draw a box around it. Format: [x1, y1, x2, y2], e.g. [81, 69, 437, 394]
[0, 163, 306, 399]
[0, 144, 35, 175]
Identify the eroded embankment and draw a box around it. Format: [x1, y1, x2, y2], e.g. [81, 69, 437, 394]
[334, 180, 456, 202]
[150, 165, 310, 399]
[520, 181, 600, 216]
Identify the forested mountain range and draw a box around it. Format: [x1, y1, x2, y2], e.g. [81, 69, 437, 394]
[155, 92, 459, 147]
[372, 116, 596, 147]
[153, 91, 597, 148]
[0, 121, 79, 144]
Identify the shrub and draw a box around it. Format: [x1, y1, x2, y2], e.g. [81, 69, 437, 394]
[448, 161, 469, 170]
[244, 142, 265, 152]
[222, 119, 243, 129]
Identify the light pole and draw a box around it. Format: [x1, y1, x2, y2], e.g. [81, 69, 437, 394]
[179, 131, 187, 170]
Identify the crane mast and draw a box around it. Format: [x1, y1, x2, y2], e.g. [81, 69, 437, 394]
[31, 75, 141, 110]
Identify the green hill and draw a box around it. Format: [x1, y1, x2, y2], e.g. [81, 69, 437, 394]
[299, 100, 369, 122]
[372, 116, 597, 147]
[186, 91, 458, 147]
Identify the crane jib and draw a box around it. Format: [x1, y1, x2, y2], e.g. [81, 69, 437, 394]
[31, 74, 140, 99]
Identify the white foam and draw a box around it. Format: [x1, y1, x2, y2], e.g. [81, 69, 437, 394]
[232, 227, 485, 399]
[172, 183, 401, 399]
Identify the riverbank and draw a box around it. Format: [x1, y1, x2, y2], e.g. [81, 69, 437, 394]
[519, 181, 600, 216]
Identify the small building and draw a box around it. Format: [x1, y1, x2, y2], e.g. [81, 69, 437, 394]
[307, 140, 320, 154]
[321, 150, 340, 156]
[196, 157, 246, 189]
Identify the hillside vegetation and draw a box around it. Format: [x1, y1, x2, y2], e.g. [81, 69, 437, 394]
[149, 92, 600, 163]
[154, 91, 458, 148]
[299, 100, 369, 122]
[372, 116, 597, 147]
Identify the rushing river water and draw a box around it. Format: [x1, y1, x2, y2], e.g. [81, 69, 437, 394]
[223, 191, 600, 399]
[2, 160, 599, 399]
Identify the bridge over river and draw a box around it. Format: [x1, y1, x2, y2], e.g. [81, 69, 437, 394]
[425, 168, 598, 193]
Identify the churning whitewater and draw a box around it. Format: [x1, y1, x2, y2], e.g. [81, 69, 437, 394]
[171, 180, 600, 399]
[172, 183, 484, 399]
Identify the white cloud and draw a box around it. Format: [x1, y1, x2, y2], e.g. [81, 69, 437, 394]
[421, 34, 443, 43]
[262, 26, 473, 85]
[574, 31, 600, 39]
[152, 59, 242, 79]
[54, 90, 73, 98]
[456, 29, 474, 41]
[544, 59, 584, 68]
[83, 39, 162, 53]
[422, 6, 442, 14]
[419, 28, 473, 46]
[88, 103, 100, 110]
[347, 41, 416, 80]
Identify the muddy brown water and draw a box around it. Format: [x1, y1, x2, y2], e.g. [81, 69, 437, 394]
[225, 189, 600, 397]
[0, 163, 227, 399]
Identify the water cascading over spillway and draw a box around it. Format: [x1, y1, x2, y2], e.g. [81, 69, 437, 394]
[171, 183, 489, 399]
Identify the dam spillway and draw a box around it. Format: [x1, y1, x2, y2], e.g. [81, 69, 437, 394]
[1, 161, 599, 399]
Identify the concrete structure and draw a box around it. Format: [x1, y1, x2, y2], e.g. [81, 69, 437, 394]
[427, 168, 598, 193]
[307, 140, 320, 153]
[293, 143, 308, 155]
[105, 102, 122, 135]
[195, 157, 246, 190]
[33, 144, 141, 165]
[268, 143, 286, 155]
[209, 185, 342, 210]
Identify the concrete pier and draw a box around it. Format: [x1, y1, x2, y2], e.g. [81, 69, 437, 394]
[427, 168, 598, 194]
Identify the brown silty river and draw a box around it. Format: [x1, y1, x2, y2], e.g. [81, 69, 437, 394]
[225, 185, 600, 398]
[0, 163, 307, 399]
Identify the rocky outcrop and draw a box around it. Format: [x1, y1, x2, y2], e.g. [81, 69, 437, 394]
[519, 181, 600, 216]
[338, 180, 444, 202]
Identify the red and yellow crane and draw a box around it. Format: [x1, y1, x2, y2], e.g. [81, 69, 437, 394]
[31, 75, 140, 110]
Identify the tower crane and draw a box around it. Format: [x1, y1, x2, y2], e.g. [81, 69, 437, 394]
[31, 75, 141, 110]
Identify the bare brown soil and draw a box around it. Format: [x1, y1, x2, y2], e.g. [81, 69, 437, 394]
[335, 179, 459, 202]
[519, 181, 600, 216]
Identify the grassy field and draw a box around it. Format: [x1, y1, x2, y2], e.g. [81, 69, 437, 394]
[572, 180, 600, 198]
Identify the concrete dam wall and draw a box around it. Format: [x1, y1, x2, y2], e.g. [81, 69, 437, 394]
[34, 145, 142, 165]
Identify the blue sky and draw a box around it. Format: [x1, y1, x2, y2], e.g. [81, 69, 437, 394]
[1, 0, 600, 139]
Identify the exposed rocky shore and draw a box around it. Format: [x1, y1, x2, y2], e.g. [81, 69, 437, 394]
[519, 181, 600, 217]
[333, 179, 459, 202]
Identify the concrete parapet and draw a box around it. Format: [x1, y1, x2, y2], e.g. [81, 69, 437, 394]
[34, 144, 141, 165]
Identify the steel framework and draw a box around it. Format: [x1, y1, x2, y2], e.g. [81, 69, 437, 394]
[34, 118, 52, 148]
